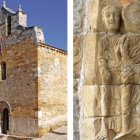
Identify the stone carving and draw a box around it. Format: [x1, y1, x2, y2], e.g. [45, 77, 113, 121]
[122, 2, 140, 33]
[74, 36, 82, 79]
[97, 5, 122, 139]
[98, 2, 140, 140]
[117, 2, 140, 139]
[80, 2, 140, 140]
[98, 5, 121, 84]
[73, 1, 85, 140]
[73, 0, 85, 34]
[73, 0, 85, 80]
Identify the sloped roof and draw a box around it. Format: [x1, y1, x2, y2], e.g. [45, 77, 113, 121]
[1, 2, 15, 16]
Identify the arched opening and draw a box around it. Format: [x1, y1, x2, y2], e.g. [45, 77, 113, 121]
[1, 62, 6, 80]
[7, 16, 11, 36]
[2, 108, 9, 134]
[0, 101, 11, 134]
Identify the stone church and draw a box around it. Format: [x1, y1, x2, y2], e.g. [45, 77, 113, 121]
[0, 2, 67, 139]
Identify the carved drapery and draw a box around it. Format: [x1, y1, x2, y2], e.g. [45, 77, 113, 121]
[77, 0, 140, 140]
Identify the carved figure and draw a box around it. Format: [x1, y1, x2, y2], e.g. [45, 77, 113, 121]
[98, 5, 121, 84]
[98, 5, 121, 114]
[79, 0, 140, 139]
[118, 36, 134, 135]
[96, 5, 121, 140]
[114, 2, 140, 139]
[98, 4, 136, 139]
[118, 36, 134, 139]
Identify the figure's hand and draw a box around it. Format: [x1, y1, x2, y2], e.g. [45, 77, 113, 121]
[119, 36, 134, 65]
[120, 37, 129, 58]
[121, 66, 134, 84]
[102, 69, 111, 84]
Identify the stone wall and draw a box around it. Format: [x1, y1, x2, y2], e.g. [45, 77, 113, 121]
[0, 40, 67, 138]
[37, 44, 67, 136]
[0, 39, 39, 137]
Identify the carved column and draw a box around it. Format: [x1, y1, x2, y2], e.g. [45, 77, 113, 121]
[75, 0, 140, 140]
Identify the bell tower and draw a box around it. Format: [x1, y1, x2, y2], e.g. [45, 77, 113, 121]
[0, 1, 27, 38]
[0, 1, 45, 48]
[0, 1, 14, 37]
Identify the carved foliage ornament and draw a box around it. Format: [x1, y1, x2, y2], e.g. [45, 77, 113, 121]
[73, 0, 85, 34]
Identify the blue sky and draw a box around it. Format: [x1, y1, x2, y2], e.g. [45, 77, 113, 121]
[0, 0, 67, 51]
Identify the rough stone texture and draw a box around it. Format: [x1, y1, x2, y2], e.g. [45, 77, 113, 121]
[33, 126, 67, 140]
[0, 125, 67, 140]
[73, 0, 86, 139]
[0, 40, 38, 137]
[0, 3, 67, 139]
[75, 0, 140, 140]
[0, 4, 45, 46]
[37, 44, 67, 136]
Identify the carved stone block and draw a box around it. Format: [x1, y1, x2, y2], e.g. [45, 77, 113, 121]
[82, 85, 122, 117]
[78, 1, 140, 140]
[83, 33, 104, 85]
[81, 118, 97, 140]
[82, 85, 101, 117]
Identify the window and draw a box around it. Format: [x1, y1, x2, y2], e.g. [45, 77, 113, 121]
[1, 62, 6, 80]
[7, 16, 11, 35]
[2, 108, 9, 134]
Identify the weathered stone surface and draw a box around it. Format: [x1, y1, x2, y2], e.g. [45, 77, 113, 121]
[75, 0, 140, 140]
[73, 0, 86, 140]
[0, 3, 45, 47]
[0, 3, 67, 139]
[37, 46, 67, 131]
[80, 118, 95, 140]
[0, 41, 39, 137]
[0, 126, 67, 140]
[83, 33, 103, 85]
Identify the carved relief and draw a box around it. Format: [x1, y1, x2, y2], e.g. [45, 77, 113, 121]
[73, 1, 85, 140]
[80, 1, 140, 140]
[122, 2, 140, 33]
[96, 5, 122, 139]
[73, 0, 85, 34]
[73, 0, 85, 82]
[73, 0, 85, 80]
[74, 35, 82, 78]
[100, 5, 121, 116]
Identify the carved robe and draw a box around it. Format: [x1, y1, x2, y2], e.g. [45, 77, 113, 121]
[121, 33, 140, 84]
[98, 34, 121, 84]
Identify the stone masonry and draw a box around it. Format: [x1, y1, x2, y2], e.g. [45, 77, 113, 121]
[0, 2, 67, 139]
[74, 0, 140, 140]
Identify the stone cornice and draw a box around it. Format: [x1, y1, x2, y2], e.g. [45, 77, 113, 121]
[38, 42, 67, 56]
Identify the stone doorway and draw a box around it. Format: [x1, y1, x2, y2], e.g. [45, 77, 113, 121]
[0, 101, 11, 134]
[2, 108, 9, 134]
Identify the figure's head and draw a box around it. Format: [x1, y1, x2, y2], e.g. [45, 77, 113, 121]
[102, 5, 121, 33]
[122, 2, 140, 33]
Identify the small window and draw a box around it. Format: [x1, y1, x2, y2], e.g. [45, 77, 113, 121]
[1, 62, 6, 80]
[7, 16, 11, 35]
[2, 108, 9, 134]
